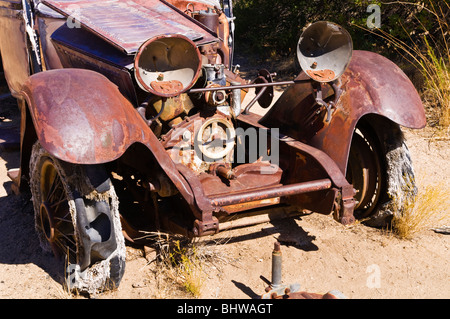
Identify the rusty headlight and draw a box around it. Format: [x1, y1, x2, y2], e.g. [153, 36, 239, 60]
[134, 34, 202, 97]
[297, 21, 353, 83]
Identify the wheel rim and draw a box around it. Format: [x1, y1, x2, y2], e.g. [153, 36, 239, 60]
[31, 145, 126, 292]
[346, 128, 383, 219]
[38, 159, 77, 263]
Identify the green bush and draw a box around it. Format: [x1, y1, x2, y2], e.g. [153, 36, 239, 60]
[233, 0, 446, 62]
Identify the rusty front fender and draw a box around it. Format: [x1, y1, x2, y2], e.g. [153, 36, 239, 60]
[20, 68, 194, 202]
[261, 50, 426, 174]
[341, 50, 426, 129]
[21, 68, 154, 164]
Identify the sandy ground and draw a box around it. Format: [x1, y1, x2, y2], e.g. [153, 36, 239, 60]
[0, 86, 449, 300]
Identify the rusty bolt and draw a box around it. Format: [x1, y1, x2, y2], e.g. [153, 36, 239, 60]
[216, 91, 225, 101]
[274, 241, 281, 252]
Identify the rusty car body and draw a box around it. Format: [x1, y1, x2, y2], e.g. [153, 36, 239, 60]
[0, 0, 425, 292]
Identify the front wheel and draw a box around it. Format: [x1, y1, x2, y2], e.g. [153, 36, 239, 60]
[346, 119, 417, 227]
[29, 142, 126, 293]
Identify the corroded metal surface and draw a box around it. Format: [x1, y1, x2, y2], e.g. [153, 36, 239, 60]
[306, 69, 335, 82]
[20, 68, 153, 164]
[42, 0, 218, 54]
[0, 0, 30, 96]
[0, 0, 429, 295]
[134, 34, 203, 97]
[238, 112, 356, 225]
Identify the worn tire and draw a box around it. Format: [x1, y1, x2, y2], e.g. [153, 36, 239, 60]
[347, 118, 417, 227]
[29, 142, 126, 293]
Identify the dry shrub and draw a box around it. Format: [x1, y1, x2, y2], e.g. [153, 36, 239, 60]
[143, 233, 203, 298]
[392, 182, 450, 239]
[144, 233, 231, 298]
[168, 239, 203, 297]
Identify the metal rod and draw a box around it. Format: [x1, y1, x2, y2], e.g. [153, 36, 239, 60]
[188, 80, 297, 93]
[218, 209, 303, 231]
[208, 179, 332, 207]
[243, 85, 267, 114]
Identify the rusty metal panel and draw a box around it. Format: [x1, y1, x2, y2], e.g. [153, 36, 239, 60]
[42, 0, 218, 55]
[21, 68, 151, 164]
[36, 16, 65, 70]
[0, 1, 30, 96]
[341, 50, 426, 129]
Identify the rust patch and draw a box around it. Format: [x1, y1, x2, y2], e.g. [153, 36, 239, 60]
[306, 69, 336, 82]
[150, 80, 183, 96]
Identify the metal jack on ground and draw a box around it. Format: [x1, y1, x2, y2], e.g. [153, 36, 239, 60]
[261, 242, 301, 299]
[261, 242, 347, 299]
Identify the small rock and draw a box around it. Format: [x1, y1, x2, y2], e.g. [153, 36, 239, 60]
[132, 281, 147, 288]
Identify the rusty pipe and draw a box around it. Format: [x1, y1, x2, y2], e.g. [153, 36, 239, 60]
[243, 75, 269, 114]
[243, 84, 267, 114]
[218, 209, 303, 231]
[188, 80, 297, 93]
[208, 179, 332, 207]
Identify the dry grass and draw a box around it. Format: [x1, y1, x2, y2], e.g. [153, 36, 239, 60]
[168, 239, 203, 297]
[142, 233, 202, 298]
[144, 232, 232, 298]
[392, 182, 450, 239]
[420, 33, 450, 131]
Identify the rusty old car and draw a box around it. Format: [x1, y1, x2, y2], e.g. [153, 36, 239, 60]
[0, 0, 426, 292]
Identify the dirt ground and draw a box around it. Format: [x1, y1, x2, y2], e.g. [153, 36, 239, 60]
[0, 84, 449, 299]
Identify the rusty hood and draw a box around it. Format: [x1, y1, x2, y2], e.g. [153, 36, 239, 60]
[42, 0, 218, 55]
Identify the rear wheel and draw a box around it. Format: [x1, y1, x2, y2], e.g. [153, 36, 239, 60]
[29, 142, 126, 293]
[347, 119, 417, 227]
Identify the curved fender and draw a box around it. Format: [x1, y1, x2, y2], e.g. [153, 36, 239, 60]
[341, 50, 426, 128]
[260, 50, 426, 174]
[21, 68, 152, 164]
[20, 68, 194, 201]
